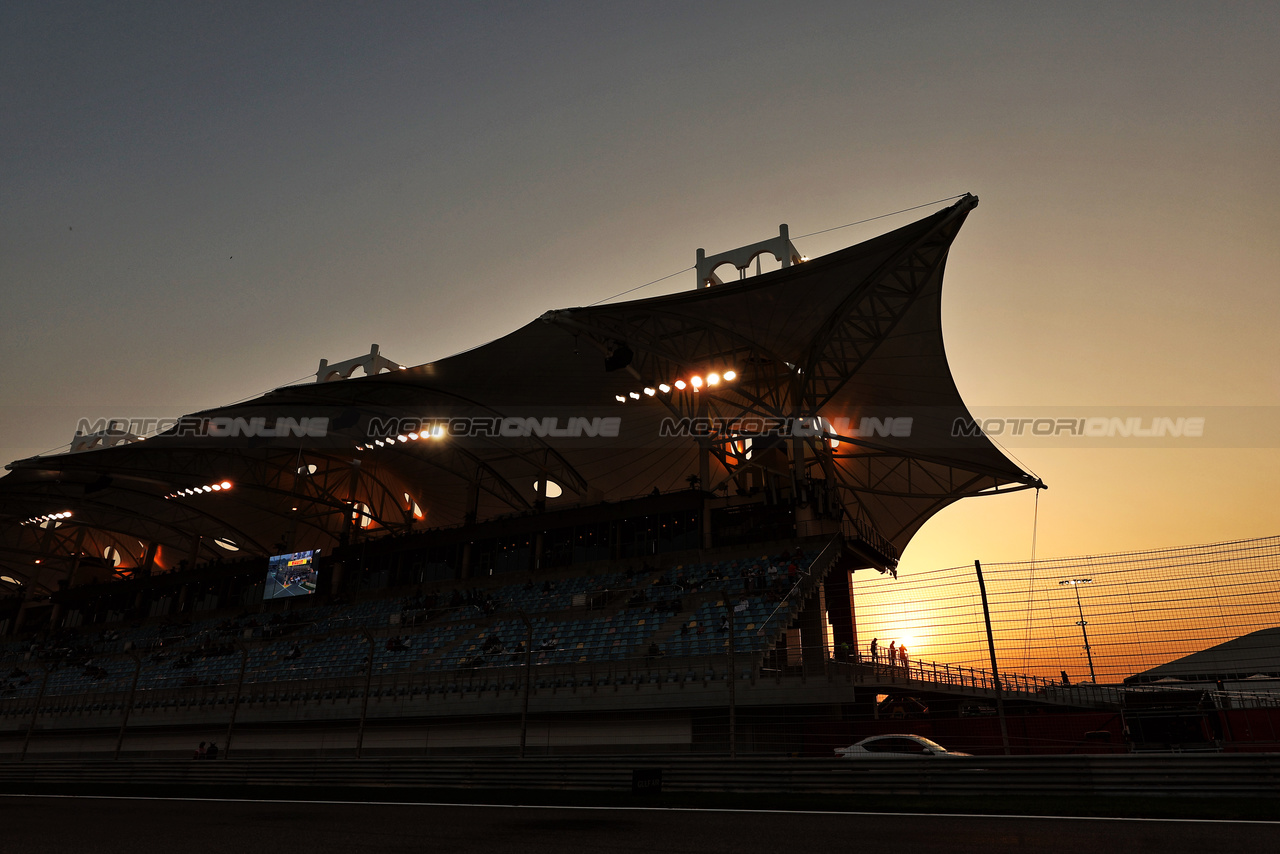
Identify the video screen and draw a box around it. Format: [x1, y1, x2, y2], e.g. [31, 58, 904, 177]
[263, 549, 321, 600]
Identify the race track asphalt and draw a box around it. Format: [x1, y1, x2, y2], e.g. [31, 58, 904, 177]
[1, 795, 1275, 854]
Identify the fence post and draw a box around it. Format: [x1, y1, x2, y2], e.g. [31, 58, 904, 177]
[223, 642, 249, 759]
[113, 652, 142, 760]
[727, 602, 736, 759]
[519, 611, 533, 758]
[20, 663, 49, 762]
[356, 630, 375, 758]
[974, 560, 1011, 755]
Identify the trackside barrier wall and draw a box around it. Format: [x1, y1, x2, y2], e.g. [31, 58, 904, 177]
[0, 754, 1279, 798]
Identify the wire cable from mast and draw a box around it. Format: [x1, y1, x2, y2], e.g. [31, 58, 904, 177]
[587, 266, 695, 308]
[791, 193, 968, 241]
[585, 193, 968, 307]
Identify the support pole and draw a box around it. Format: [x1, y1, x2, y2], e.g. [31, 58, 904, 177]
[51, 528, 89, 630]
[519, 611, 533, 758]
[20, 664, 49, 761]
[727, 601, 737, 759]
[356, 630, 375, 758]
[223, 643, 248, 759]
[11, 581, 32, 637]
[114, 652, 142, 759]
[974, 560, 1011, 755]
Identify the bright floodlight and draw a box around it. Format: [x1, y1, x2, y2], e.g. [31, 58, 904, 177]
[723, 370, 737, 381]
[706, 373, 720, 386]
[397, 435, 408, 443]
[535, 479, 564, 499]
[690, 376, 703, 388]
[674, 380, 687, 390]
[658, 383, 671, 393]
[408, 432, 419, 440]
[615, 395, 626, 403]
[643, 387, 655, 396]
[202, 485, 213, 493]
[211, 484, 222, 491]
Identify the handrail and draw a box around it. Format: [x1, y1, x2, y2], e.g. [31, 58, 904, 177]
[756, 534, 841, 637]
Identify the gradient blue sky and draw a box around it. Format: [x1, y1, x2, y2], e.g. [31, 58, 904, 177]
[3, 1, 1278, 572]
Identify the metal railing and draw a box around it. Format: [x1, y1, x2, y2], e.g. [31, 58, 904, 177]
[1, 754, 1279, 798]
[838, 656, 1120, 705]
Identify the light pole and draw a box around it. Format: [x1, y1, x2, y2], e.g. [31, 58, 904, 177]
[1059, 578, 1096, 682]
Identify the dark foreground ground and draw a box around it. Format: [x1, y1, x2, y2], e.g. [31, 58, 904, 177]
[0, 793, 1275, 854]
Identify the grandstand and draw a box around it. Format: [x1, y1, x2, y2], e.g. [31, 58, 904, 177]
[20, 194, 1233, 759]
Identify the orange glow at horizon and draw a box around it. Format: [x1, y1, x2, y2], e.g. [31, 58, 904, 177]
[851, 536, 1280, 683]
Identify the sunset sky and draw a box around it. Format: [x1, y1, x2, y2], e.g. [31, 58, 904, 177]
[4, 2, 1278, 580]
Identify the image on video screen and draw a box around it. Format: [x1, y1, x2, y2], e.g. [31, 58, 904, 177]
[263, 550, 320, 601]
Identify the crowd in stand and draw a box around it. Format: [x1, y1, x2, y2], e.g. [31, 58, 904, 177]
[0, 545, 821, 699]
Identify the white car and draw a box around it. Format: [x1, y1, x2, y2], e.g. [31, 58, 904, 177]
[834, 734, 971, 758]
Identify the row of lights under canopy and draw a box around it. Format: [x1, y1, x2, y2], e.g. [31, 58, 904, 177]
[615, 369, 738, 403]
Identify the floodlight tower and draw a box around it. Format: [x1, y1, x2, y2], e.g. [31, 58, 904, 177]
[1058, 578, 1096, 682]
